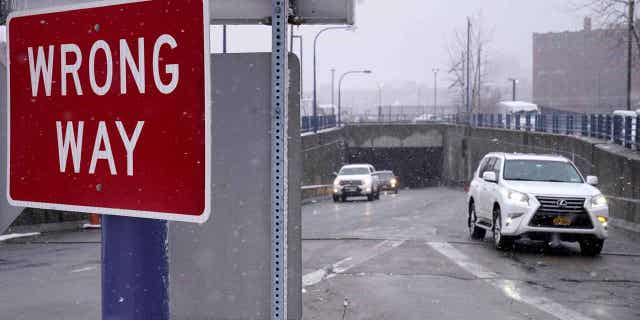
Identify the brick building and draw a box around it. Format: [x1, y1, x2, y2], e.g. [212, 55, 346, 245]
[533, 18, 640, 113]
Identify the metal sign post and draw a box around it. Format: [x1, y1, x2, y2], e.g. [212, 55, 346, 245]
[270, 1, 288, 319]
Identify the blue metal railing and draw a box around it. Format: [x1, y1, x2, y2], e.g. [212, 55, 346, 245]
[460, 112, 638, 152]
[301, 115, 337, 133]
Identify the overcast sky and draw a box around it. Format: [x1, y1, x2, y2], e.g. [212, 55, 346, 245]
[212, 0, 587, 94]
[1, 0, 589, 96]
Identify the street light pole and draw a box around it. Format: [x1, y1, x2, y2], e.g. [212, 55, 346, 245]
[313, 26, 353, 132]
[331, 68, 336, 116]
[508, 78, 518, 101]
[338, 70, 373, 127]
[433, 68, 439, 117]
[292, 35, 304, 103]
[378, 84, 384, 122]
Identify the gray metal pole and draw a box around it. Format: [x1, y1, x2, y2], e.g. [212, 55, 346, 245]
[628, 0, 634, 110]
[292, 35, 303, 102]
[222, 25, 227, 54]
[466, 17, 471, 116]
[331, 68, 336, 116]
[433, 68, 439, 116]
[270, 0, 288, 319]
[378, 85, 383, 121]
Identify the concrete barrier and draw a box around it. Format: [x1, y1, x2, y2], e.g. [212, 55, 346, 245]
[301, 185, 333, 202]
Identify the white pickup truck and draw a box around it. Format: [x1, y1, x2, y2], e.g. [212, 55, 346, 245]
[332, 164, 380, 202]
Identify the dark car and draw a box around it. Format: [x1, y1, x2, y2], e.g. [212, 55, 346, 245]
[374, 171, 399, 194]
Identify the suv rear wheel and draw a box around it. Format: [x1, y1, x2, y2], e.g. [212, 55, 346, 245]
[468, 201, 486, 240]
[493, 207, 514, 250]
[579, 238, 604, 256]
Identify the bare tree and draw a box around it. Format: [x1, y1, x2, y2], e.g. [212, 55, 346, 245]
[446, 13, 492, 114]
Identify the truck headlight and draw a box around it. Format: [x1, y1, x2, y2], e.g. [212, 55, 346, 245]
[591, 194, 607, 208]
[507, 190, 530, 205]
[390, 178, 397, 187]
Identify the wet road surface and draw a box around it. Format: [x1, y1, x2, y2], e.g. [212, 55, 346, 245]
[302, 188, 640, 320]
[0, 188, 639, 319]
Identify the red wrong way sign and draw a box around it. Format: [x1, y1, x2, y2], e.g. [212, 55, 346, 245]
[6, 0, 211, 223]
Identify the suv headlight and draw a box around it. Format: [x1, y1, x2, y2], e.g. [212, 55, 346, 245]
[591, 194, 607, 208]
[507, 190, 530, 206]
[333, 179, 341, 187]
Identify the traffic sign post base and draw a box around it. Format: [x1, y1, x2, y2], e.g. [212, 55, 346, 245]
[102, 215, 169, 320]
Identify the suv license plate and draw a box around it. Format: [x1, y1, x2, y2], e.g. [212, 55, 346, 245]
[553, 216, 572, 226]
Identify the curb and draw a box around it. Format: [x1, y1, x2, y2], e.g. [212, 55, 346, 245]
[5, 220, 89, 235]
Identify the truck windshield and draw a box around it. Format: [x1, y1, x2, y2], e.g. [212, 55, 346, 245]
[503, 160, 583, 183]
[339, 168, 369, 175]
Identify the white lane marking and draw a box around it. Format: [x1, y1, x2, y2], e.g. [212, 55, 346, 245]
[428, 242, 595, 320]
[70, 266, 97, 273]
[302, 240, 404, 289]
[302, 269, 327, 287]
[428, 242, 498, 279]
[0, 232, 40, 242]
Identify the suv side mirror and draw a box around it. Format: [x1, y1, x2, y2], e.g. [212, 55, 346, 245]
[586, 176, 599, 186]
[482, 171, 498, 183]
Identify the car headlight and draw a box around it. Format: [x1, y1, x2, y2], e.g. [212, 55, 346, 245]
[591, 194, 607, 208]
[362, 178, 372, 187]
[333, 179, 341, 187]
[507, 190, 530, 205]
[390, 178, 397, 186]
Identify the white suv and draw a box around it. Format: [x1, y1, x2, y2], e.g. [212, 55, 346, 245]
[467, 153, 609, 256]
[333, 164, 380, 202]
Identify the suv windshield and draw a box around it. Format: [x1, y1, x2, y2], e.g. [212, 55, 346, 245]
[503, 160, 583, 183]
[339, 167, 369, 175]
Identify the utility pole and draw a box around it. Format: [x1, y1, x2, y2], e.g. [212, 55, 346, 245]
[466, 17, 472, 117]
[627, 0, 634, 110]
[331, 68, 336, 116]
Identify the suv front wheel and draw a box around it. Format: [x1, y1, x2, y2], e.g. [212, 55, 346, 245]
[579, 237, 604, 256]
[493, 206, 514, 250]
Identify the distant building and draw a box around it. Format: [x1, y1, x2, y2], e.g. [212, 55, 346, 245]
[532, 17, 640, 113]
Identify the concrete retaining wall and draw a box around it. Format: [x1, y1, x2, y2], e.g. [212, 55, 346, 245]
[301, 128, 345, 186]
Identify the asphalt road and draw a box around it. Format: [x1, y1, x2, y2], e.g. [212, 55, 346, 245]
[302, 188, 640, 320]
[1, 188, 639, 319]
